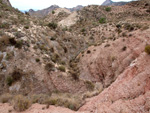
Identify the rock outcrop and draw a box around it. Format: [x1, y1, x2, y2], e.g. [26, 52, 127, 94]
[1, 0, 11, 6]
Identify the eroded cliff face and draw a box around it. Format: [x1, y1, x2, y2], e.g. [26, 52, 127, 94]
[79, 29, 150, 113]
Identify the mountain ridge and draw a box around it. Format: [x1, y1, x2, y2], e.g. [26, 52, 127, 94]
[101, 0, 128, 6]
[28, 5, 84, 18]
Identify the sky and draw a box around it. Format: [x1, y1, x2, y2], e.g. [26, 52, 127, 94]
[9, 0, 132, 11]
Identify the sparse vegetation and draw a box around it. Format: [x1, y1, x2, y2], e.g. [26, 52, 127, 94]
[6, 76, 14, 86]
[47, 22, 57, 29]
[52, 10, 55, 14]
[87, 50, 91, 54]
[0, 93, 13, 103]
[122, 46, 127, 51]
[124, 23, 134, 31]
[105, 7, 111, 12]
[35, 58, 40, 62]
[105, 43, 110, 47]
[0, 0, 150, 112]
[145, 45, 150, 54]
[24, 26, 29, 29]
[13, 95, 31, 112]
[58, 65, 66, 72]
[69, 70, 79, 80]
[85, 81, 95, 91]
[11, 69, 23, 81]
[0, 22, 9, 29]
[45, 62, 55, 71]
[81, 28, 86, 32]
[99, 17, 106, 24]
[44, 95, 81, 111]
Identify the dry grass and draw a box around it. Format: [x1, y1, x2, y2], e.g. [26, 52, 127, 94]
[0, 93, 13, 103]
[30, 93, 82, 111]
[13, 95, 31, 112]
[44, 93, 82, 110]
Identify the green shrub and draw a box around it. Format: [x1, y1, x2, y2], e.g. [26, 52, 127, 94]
[24, 26, 29, 29]
[116, 24, 122, 28]
[105, 7, 111, 12]
[145, 45, 150, 54]
[15, 40, 23, 49]
[13, 95, 31, 112]
[47, 22, 57, 29]
[122, 46, 127, 51]
[81, 28, 86, 32]
[35, 58, 40, 62]
[52, 10, 55, 14]
[58, 65, 66, 72]
[99, 17, 106, 24]
[6, 76, 14, 86]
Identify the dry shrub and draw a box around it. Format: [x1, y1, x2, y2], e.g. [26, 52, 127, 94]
[43, 93, 82, 111]
[85, 81, 95, 91]
[0, 93, 13, 103]
[30, 94, 49, 104]
[13, 95, 31, 111]
[145, 45, 150, 54]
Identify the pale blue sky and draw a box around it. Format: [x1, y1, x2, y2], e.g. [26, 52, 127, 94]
[9, 0, 132, 10]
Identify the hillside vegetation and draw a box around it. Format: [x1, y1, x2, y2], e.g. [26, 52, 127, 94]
[0, 0, 150, 112]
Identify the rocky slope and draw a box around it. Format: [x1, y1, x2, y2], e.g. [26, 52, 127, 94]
[0, 0, 150, 112]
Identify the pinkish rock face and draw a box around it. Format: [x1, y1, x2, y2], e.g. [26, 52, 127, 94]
[79, 29, 150, 112]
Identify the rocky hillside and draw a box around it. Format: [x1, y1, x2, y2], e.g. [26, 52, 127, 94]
[101, 0, 128, 6]
[0, 0, 150, 112]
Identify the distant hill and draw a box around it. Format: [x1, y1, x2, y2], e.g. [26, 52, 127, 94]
[28, 5, 60, 18]
[101, 0, 128, 6]
[67, 5, 84, 12]
[28, 5, 84, 18]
